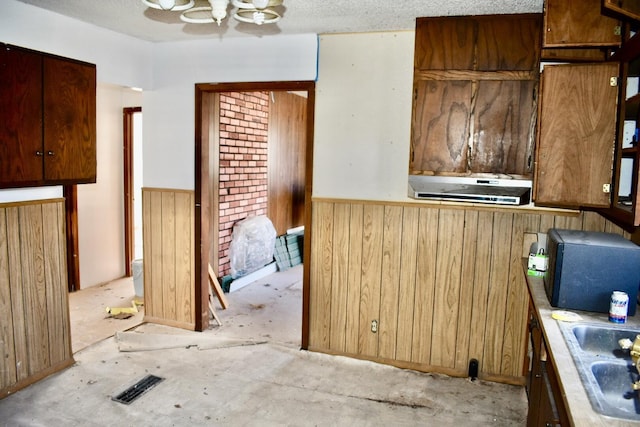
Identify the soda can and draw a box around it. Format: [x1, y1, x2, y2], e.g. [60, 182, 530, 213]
[609, 291, 629, 323]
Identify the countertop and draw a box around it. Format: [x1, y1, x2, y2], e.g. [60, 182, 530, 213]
[524, 260, 640, 426]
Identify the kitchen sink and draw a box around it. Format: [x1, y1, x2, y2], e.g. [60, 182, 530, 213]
[572, 324, 638, 358]
[590, 361, 640, 417]
[558, 322, 640, 421]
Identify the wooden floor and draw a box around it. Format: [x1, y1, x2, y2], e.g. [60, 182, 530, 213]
[68, 277, 144, 353]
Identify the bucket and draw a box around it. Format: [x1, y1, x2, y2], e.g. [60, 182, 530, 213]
[132, 259, 143, 297]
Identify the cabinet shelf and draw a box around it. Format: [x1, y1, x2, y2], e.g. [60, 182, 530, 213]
[622, 146, 639, 155]
[625, 93, 640, 119]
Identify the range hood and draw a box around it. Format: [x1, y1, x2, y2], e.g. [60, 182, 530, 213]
[408, 175, 532, 206]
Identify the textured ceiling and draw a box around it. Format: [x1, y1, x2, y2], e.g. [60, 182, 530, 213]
[15, 0, 544, 43]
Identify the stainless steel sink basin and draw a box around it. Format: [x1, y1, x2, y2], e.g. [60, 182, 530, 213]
[558, 322, 640, 421]
[572, 324, 639, 358]
[590, 361, 640, 417]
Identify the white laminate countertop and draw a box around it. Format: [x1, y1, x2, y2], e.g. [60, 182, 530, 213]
[524, 260, 640, 426]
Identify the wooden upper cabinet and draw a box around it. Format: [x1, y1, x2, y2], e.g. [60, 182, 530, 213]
[410, 15, 541, 176]
[543, 0, 621, 47]
[603, 0, 640, 24]
[534, 63, 619, 208]
[43, 56, 96, 183]
[414, 18, 475, 71]
[0, 43, 96, 188]
[0, 46, 43, 184]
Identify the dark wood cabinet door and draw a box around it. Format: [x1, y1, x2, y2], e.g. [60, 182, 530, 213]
[476, 15, 542, 71]
[0, 45, 43, 185]
[535, 63, 619, 208]
[43, 56, 96, 183]
[544, 0, 620, 47]
[411, 80, 471, 174]
[472, 80, 537, 175]
[414, 18, 475, 71]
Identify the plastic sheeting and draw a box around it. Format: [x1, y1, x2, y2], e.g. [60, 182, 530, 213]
[229, 215, 276, 279]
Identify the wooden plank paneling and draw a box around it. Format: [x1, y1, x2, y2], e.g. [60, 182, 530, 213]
[5, 207, 27, 383]
[483, 212, 513, 374]
[175, 192, 194, 324]
[142, 188, 196, 330]
[309, 201, 334, 349]
[378, 205, 403, 360]
[1, 199, 72, 398]
[344, 204, 363, 354]
[329, 203, 350, 352]
[454, 210, 478, 371]
[0, 209, 16, 390]
[468, 210, 494, 374]
[42, 201, 69, 365]
[308, 199, 630, 383]
[161, 192, 177, 321]
[358, 205, 384, 356]
[430, 209, 464, 368]
[501, 214, 530, 376]
[411, 207, 439, 364]
[20, 204, 50, 375]
[267, 91, 307, 236]
[396, 207, 419, 362]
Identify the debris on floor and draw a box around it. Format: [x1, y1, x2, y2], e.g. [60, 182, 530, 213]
[114, 331, 266, 352]
[106, 300, 141, 318]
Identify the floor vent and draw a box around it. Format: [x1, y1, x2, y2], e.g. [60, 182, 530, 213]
[112, 374, 164, 405]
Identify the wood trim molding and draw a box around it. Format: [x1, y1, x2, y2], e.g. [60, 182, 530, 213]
[123, 106, 141, 277]
[63, 185, 79, 292]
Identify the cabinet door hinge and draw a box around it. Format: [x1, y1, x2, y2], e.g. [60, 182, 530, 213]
[603, 184, 611, 193]
[614, 26, 622, 36]
[610, 77, 618, 87]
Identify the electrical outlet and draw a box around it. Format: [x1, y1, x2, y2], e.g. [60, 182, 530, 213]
[371, 320, 378, 333]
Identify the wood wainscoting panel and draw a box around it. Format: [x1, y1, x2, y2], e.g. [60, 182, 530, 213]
[308, 199, 629, 384]
[1, 199, 73, 398]
[142, 188, 195, 330]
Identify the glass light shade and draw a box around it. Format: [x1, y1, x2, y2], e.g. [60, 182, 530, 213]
[253, 0, 269, 9]
[158, 0, 176, 9]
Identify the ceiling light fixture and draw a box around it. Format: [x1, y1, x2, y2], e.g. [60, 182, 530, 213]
[142, 0, 283, 26]
[142, 0, 195, 11]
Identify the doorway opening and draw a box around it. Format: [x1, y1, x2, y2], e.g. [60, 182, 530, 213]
[68, 106, 144, 353]
[195, 82, 314, 349]
[124, 107, 143, 274]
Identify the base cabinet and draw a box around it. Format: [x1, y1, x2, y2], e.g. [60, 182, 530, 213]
[527, 307, 568, 426]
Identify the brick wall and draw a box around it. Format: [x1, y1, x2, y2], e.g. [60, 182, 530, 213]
[218, 92, 269, 277]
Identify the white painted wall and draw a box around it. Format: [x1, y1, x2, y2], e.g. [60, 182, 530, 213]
[76, 84, 142, 287]
[144, 35, 318, 189]
[314, 32, 415, 201]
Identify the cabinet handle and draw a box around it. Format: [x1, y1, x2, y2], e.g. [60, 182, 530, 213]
[47, 151, 54, 156]
[35, 151, 43, 156]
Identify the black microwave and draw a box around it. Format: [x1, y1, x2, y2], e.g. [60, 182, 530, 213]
[544, 229, 640, 315]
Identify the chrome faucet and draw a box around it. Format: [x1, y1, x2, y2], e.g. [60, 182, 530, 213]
[619, 335, 640, 390]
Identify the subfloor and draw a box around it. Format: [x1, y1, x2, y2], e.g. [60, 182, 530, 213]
[0, 265, 528, 426]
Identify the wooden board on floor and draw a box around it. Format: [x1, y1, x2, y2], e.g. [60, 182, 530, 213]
[208, 264, 229, 309]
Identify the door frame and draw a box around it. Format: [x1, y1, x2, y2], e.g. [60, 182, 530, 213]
[194, 81, 315, 349]
[123, 107, 142, 276]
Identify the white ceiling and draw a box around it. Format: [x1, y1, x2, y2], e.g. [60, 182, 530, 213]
[16, 0, 544, 43]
